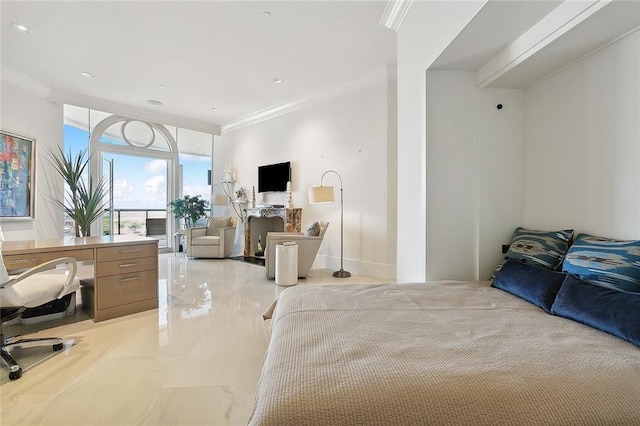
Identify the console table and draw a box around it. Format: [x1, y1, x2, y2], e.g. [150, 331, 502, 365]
[244, 207, 302, 257]
[1, 235, 158, 322]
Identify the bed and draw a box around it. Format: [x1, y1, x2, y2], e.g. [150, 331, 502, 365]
[249, 280, 640, 425]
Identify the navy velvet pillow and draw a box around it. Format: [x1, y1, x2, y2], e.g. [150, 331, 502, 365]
[551, 275, 640, 347]
[491, 259, 566, 313]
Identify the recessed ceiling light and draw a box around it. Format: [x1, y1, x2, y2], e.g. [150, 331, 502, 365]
[210, 107, 219, 112]
[80, 72, 95, 78]
[11, 22, 31, 33]
[158, 84, 165, 89]
[147, 99, 163, 106]
[262, 11, 272, 17]
[271, 77, 283, 84]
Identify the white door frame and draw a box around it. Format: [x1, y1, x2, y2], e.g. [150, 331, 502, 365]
[89, 115, 180, 245]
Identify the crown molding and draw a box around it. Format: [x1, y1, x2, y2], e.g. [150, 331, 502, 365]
[1, 63, 219, 134]
[220, 65, 393, 135]
[1, 63, 51, 99]
[476, 0, 611, 88]
[2, 61, 394, 137]
[380, 0, 414, 32]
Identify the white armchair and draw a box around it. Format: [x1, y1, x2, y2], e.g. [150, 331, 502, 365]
[265, 221, 329, 279]
[186, 217, 236, 258]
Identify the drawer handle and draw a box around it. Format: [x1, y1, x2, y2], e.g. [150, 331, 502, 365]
[120, 276, 140, 283]
[120, 249, 140, 254]
[120, 263, 138, 268]
[9, 258, 38, 265]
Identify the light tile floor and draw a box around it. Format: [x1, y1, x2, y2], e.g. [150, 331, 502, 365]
[0, 254, 389, 425]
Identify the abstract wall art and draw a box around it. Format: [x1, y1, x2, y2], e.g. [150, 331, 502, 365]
[0, 130, 35, 220]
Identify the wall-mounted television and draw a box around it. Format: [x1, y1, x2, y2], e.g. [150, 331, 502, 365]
[258, 161, 291, 193]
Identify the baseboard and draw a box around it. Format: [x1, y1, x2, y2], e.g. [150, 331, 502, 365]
[314, 255, 396, 281]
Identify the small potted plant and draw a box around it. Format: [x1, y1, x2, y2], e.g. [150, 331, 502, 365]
[168, 195, 209, 228]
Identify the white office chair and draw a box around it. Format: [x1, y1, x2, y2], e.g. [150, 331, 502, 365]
[0, 251, 79, 380]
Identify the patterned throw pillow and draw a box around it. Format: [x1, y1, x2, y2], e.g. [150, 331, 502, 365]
[562, 233, 640, 293]
[491, 227, 574, 281]
[305, 221, 321, 237]
[505, 227, 574, 270]
[206, 217, 232, 236]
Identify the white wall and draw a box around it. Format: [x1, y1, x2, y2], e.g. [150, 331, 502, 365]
[0, 81, 64, 241]
[214, 83, 396, 279]
[424, 73, 524, 281]
[478, 87, 524, 279]
[396, 0, 485, 283]
[394, 1, 639, 282]
[523, 30, 640, 240]
[425, 71, 479, 280]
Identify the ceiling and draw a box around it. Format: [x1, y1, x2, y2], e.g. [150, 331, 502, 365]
[486, 0, 640, 88]
[431, 0, 640, 89]
[2, 1, 638, 136]
[429, 0, 564, 72]
[1, 1, 396, 134]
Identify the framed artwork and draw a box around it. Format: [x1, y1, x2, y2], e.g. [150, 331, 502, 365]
[0, 130, 36, 220]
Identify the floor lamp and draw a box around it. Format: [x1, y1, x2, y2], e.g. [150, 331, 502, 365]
[308, 170, 351, 278]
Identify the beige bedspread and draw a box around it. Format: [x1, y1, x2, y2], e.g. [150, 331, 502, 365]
[249, 281, 640, 425]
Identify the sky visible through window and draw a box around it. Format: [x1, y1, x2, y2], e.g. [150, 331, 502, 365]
[64, 124, 211, 210]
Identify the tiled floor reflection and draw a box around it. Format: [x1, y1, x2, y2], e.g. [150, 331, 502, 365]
[0, 254, 389, 425]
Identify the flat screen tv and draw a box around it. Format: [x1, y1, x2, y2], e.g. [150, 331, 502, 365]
[258, 161, 290, 193]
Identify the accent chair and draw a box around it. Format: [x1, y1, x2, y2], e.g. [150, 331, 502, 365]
[265, 221, 329, 279]
[185, 216, 235, 258]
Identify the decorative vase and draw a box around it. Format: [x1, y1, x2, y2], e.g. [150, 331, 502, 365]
[224, 164, 233, 182]
[285, 181, 292, 208]
[255, 235, 264, 257]
[250, 185, 256, 208]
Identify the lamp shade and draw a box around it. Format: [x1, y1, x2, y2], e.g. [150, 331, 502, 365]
[213, 194, 228, 206]
[309, 186, 334, 203]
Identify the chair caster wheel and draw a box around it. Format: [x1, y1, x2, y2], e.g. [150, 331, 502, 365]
[53, 343, 64, 351]
[9, 368, 22, 380]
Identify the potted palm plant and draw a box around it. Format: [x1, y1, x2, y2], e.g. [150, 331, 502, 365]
[48, 147, 109, 237]
[168, 195, 209, 228]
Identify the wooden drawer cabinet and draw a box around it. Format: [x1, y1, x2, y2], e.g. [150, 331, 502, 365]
[95, 256, 157, 278]
[96, 243, 157, 262]
[96, 270, 158, 310]
[92, 242, 158, 322]
[4, 249, 93, 270]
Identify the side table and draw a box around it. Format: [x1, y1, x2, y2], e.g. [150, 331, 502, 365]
[174, 229, 187, 255]
[275, 241, 298, 286]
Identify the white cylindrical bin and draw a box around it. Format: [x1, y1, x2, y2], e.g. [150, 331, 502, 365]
[275, 241, 298, 286]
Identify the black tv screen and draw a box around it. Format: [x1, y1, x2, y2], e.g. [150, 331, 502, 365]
[258, 161, 291, 193]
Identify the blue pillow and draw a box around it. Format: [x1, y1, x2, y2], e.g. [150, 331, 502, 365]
[562, 233, 640, 293]
[505, 227, 574, 270]
[551, 275, 640, 347]
[491, 259, 567, 313]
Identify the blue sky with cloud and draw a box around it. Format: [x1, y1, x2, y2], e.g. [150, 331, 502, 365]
[64, 125, 210, 210]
